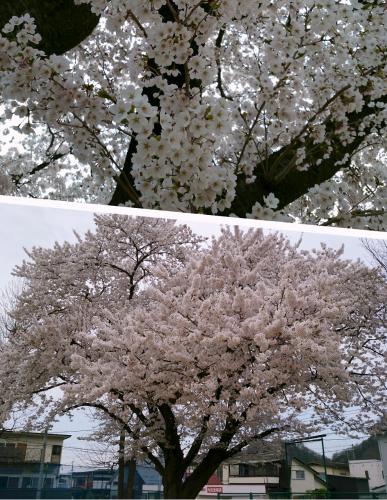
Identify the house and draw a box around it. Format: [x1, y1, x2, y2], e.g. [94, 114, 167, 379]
[58, 469, 114, 497]
[349, 459, 385, 490]
[109, 461, 163, 499]
[0, 430, 70, 466]
[136, 463, 163, 498]
[198, 443, 282, 498]
[289, 457, 370, 499]
[58, 464, 162, 499]
[290, 457, 328, 497]
[0, 430, 70, 494]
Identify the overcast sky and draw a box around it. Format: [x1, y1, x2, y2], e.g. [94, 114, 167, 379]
[0, 200, 379, 292]
[0, 198, 385, 468]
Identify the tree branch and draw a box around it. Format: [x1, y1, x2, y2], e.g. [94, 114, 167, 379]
[224, 93, 387, 217]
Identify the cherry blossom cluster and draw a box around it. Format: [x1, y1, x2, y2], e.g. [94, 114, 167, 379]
[0, 0, 386, 227]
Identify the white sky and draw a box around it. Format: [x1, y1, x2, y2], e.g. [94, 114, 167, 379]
[0, 197, 386, 468]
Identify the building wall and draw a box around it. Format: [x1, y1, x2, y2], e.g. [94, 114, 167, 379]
[0, 465, 60, 490]
[226, 476, 279, 485]
[349, 460, 385, 489]
[222, 464, 229, 484]
[198, 483, 266, 499]
[0, 434, 64, 464]
[0, 432, 68, 491]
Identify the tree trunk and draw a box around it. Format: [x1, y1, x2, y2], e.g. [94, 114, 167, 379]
[125, 459, 136, 499]
[117, 430, 125, 499]
[163, 474, 184, 499]
[0, 0, 99, 55]
[162, 452, 224, 499]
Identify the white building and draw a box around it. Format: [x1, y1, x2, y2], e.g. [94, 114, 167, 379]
[197, 456, 281, 499]
[290, 457, 327, 497]
[0, 431, 70, 490]
[0, 431, 69, 465]
[349, 459, 385, 490]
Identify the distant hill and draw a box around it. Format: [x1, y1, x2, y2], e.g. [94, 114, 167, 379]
[332, 436, 382, 463]
[286, 443, 334, 466]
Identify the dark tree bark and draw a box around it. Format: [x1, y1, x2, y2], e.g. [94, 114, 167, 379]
[155, 402, 280, 499]
[125, 458, 136, 499]
[0, 0, 99, 55]
[223, 92, 387, 217]
[117, 430, 126, 499]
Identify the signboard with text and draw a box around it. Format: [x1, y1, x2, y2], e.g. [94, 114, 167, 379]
[207, 486, 223, 494]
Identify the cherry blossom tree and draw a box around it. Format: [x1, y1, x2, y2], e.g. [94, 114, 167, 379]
[0, 0, 386, 228]
[362, 238, 387, 276]
[0, 224, 386, 498]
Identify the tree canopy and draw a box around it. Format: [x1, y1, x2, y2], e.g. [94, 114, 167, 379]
[0, 215, 385, 497]
[0, 0, 386, 228]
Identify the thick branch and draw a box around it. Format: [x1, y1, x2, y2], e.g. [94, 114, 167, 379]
[225, 93, 387, 217]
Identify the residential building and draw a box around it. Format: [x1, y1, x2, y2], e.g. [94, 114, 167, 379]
[290, 457, 327, 497]
[58, 464, 162, 499]
[289, 457, 370, 499]
[111, 461, 163, 499]
[0, 430, 70, 494]
[67, 468, 115, 491]
[110, 462, 162, 499]
[198, 443, 282, 498]
[0, 430, 70, 466]
[135, 463, 163, 498]
[349, 459, 385, 490]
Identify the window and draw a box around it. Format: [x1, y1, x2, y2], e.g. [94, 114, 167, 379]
[229, 464, 239, 476]
[0, 477, 8, 488]
[240, 463, 260, 477]
[22, 477, 38, 488]
[44, 478, 53, 488]
[16, 443, 27, 461]
[51, 445, 62, 464]
[295, 470, 305, 480]
[7, 477, 19, 488]
[52, 445, 62, 455]
[229, 462, 280, 477]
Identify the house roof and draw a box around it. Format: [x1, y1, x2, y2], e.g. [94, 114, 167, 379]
[136, 464, 162, 486]
[308, 461, 349, 471]
[1, 430, 71, 440]
[223, 441, 281, 464]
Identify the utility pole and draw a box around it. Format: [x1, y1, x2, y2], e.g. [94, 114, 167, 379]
[36, 427, 48, 500]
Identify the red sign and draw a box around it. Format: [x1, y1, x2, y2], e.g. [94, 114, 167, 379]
[207, 486, 223, 493]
